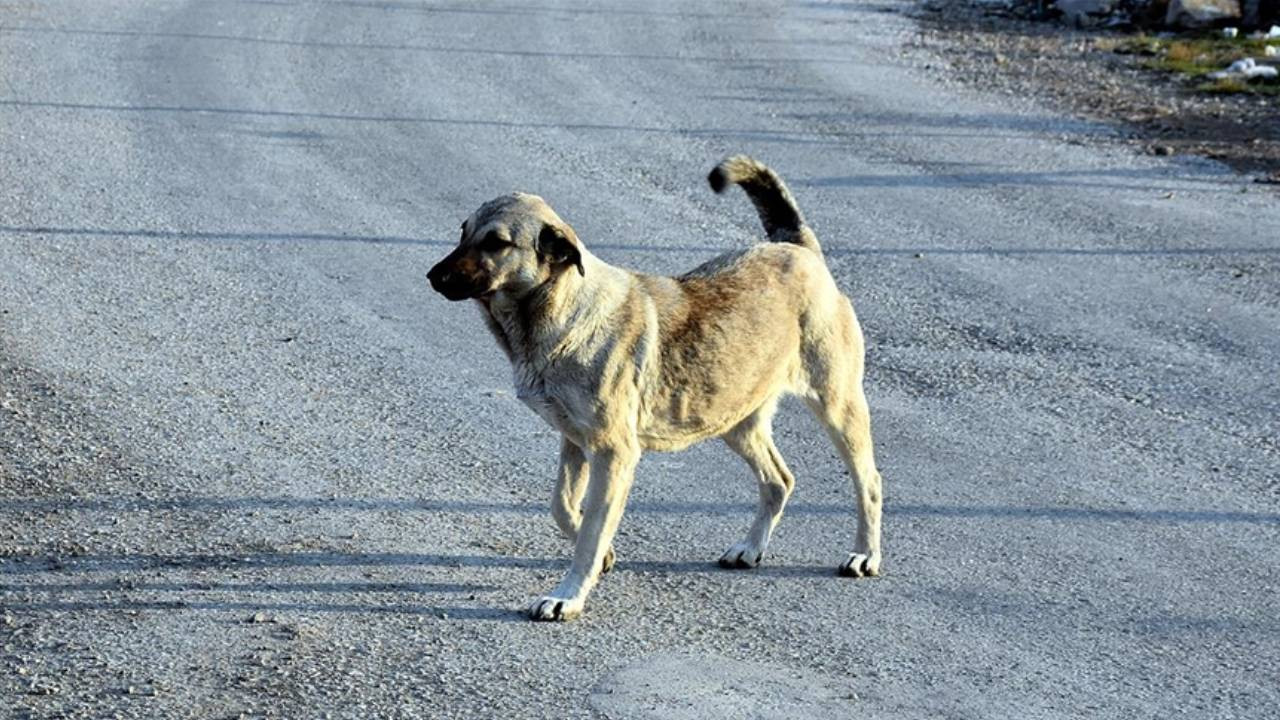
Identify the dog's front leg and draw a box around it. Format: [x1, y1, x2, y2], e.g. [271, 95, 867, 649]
[550, 437, 616, 573]
[528, 443, 639, 621]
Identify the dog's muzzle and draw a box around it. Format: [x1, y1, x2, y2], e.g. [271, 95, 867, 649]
[427, 259, 484, 301]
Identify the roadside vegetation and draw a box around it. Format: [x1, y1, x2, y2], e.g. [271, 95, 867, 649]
[1120, 34, 1280, 95]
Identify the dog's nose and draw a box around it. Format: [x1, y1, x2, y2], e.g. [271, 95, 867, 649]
[427, 263, 451, 292]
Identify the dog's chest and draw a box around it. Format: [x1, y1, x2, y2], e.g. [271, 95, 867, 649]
[513, 362, 576, 433]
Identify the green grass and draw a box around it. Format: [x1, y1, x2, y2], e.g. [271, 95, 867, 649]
[1195, 77, 1280, 96]
[1121, 34, 1280, 95]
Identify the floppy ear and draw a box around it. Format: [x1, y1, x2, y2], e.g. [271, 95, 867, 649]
[537, 223, 584, 276]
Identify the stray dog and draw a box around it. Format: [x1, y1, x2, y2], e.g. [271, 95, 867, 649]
[428, 156, 883, 621]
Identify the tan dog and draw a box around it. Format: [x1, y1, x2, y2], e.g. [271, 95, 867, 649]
[428, 156, 883, 621]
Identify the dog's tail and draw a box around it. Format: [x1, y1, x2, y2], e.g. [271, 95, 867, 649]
[707, 155, 821, 256]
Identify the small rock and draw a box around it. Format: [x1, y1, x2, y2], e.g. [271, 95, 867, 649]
[1102, 13, 1134, 29]
[1054, 0, 1113, 26]
[1167, 0, 1241, 28]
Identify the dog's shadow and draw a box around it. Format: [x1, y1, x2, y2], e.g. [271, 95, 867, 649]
[0, 551, 834, 622]
[5, 498, 1274, 621]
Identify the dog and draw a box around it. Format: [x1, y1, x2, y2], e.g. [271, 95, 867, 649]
[427, 156, 883, 621]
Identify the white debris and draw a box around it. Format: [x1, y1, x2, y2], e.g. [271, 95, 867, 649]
[1222, 27, 1238, 38]
[1207, 57, 1279, 80]
[1267, 45, 1279, 58]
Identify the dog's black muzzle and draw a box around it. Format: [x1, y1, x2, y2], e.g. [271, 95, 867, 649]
[427, 258, 486, 302]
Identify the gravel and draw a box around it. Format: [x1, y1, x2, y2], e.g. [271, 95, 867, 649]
[907, 0, 1280, 177]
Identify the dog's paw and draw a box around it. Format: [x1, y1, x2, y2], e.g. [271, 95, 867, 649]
[718, 541, 764, 570]
[601, 545, 616, 574]
[838, 553, 880, 578]
[526, 595, 584, 622]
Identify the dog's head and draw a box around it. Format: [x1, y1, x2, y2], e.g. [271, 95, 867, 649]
[428, 193, 584, 302]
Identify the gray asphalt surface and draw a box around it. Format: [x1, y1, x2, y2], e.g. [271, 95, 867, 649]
[2, 1, 1279, 718]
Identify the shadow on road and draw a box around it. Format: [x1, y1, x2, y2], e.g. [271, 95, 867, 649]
[0, 598, 520, 620]
[4, 225, 1277, 256]
[0, 550, 832, 622]
[0, 579, 492, 594]
[0, 550, 832, 578]
[2, 495, 1276, 525]
[0, 225, 449, 247]
[799, 168, 1251, 192]
[0, 99, 1024, 147]
[0, 25, 870, 66]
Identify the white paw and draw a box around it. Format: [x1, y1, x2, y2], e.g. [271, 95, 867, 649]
[838, 552, 881, 578]
[526, 595, 584, 622]
[718, 541, 764, 569]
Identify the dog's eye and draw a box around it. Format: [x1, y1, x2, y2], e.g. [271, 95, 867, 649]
[478, 233, 511, 254]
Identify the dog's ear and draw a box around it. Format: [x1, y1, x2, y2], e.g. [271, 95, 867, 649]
[537, 223, 584, 276]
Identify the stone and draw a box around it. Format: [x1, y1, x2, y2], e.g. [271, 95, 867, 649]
[1055, 0, 1114, 26]
[1166, 0, 1241, 28]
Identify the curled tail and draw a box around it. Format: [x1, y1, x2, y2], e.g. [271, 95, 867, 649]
[708, 155, 821, 256]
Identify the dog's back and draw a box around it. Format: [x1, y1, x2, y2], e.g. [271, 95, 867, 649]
[631, 158, 849, 450]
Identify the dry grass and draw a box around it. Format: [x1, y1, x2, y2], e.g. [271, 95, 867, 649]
[1164, 40, 1204, 65]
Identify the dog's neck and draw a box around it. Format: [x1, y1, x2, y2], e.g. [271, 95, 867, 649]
[478, 251, 623, 371]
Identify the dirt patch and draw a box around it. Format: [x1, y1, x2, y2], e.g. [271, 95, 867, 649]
[0, 355, 132, 501]
[906, 0, 1280, 180]
[590, 652, 860, 719]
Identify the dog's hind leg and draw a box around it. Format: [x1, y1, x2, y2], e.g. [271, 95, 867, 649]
[818, 387, 883, 577]
[806, 377, 883, 578]
[718, 400, 796, 569]
[804, 305, 884, 577]
[552, 437, 614, 573]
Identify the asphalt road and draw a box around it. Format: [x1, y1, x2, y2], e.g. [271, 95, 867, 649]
[2, 1, 1279, 718]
